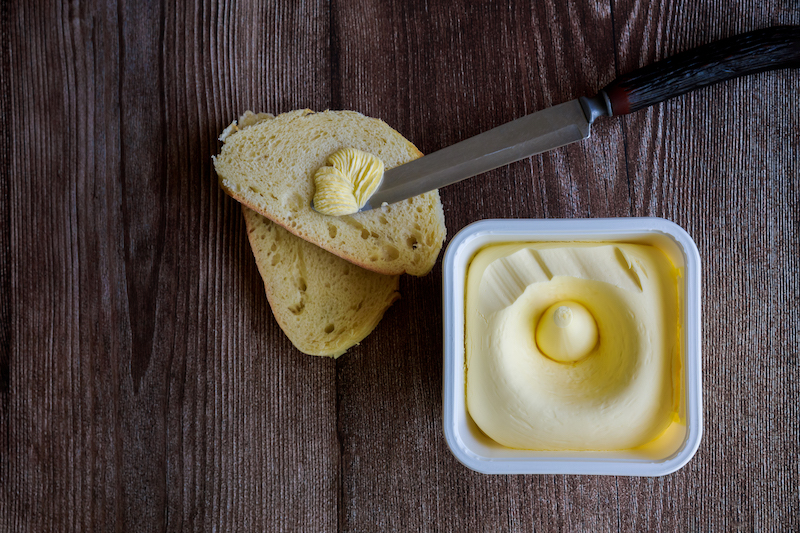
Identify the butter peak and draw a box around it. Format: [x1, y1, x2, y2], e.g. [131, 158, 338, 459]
[535, 301, 598, 363]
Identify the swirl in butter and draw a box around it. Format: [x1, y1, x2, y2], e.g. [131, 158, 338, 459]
[465, 243, 680, 451]
[312, 148, 384, 216]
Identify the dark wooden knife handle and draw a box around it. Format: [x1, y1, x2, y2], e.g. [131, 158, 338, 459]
[600, 26, 800, 115]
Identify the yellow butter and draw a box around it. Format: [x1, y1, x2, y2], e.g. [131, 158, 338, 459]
[312, 148, 384, 216]
[535, 300, 598, 362]
[465, 242, 680, 451]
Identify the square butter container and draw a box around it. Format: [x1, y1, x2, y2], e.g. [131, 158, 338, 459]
[442, 218, 702, 476]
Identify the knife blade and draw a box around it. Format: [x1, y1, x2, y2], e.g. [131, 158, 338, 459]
[362, 97, 603, 210]
[359, 25, 800, 211]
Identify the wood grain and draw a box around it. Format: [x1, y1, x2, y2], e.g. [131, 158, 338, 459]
[1, 0, 799, 531]
[1, 1, 338, 531]
[610, 3, 800, 529]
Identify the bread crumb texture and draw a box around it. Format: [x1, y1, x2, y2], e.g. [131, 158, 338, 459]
[243, 207, 400, 358]
[214, 109, 446, 276]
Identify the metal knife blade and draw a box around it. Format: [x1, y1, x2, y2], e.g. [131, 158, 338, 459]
[360, 97, 603, 211]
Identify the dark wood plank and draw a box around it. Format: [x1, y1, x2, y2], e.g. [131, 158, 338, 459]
[0, 1, 13, 522]
[333, 1, 800, 532]
[609, 2, 800, 531]
[0, 1, 338, 531]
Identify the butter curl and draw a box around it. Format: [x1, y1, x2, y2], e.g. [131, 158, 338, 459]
[313, 148, 384, 216]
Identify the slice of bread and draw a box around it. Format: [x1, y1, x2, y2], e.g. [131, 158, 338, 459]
[214, 110, 446, 276]
[243, 206, 400, 358]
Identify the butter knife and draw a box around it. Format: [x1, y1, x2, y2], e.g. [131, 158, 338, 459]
[360, 25, 800, 210]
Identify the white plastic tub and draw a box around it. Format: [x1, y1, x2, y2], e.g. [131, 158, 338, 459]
[442, 218, 702, 476]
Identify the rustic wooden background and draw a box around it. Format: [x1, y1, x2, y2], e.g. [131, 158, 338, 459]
[1, 0, 798, 531]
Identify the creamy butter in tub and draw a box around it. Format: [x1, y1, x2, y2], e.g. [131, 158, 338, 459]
[465, 242, 680, 451]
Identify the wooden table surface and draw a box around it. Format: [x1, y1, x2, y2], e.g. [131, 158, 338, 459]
[2, 1, 799, 531]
